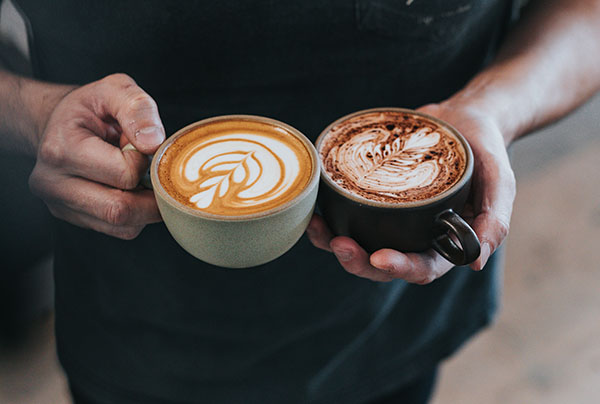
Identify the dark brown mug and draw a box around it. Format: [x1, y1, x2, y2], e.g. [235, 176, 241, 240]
[315, 108, 480, 266]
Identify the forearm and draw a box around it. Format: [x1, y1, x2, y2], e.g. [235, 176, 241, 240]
[0, 69, 73, 155]
[449, 0, 600, 145]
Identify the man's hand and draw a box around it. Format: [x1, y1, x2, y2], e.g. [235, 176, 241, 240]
[28, 73, 165, 239]
[307, 102, 516, 283]
[307, 0, 600, 283]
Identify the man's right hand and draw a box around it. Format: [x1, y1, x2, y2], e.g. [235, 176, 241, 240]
[28, 73, 165, 239]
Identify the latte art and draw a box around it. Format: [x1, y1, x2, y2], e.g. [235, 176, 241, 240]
[182, 135, 300, 210]
[320, 111, 466, 203]
[333, 127, 442, 194]
[159, 119, 312, 215]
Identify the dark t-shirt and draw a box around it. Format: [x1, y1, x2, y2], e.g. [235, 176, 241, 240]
[15, 1, 513, 403]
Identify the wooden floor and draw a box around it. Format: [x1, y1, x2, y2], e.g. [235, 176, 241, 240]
[1, 95, 599, 404]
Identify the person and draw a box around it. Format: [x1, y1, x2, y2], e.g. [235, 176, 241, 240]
[1, 0, 599, 403]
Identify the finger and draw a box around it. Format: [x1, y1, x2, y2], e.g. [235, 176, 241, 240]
[330, 237, 393, 282]
[51, 129, 150, 190]
[306, 214, 334, 252]
[93, 73, 165, 154]
[30, 169, 161, 226]
[469, 154, 516, 271]
[39, 108, 150, 190]
[47, 204, 145, 240]
[75, 110, 122, 145]
[370, 248, 454, 285]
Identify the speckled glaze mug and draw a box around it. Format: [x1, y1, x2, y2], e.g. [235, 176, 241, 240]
[149, 115, 320, 268]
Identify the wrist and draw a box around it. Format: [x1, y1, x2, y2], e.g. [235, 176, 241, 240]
[445, 67, 534, 147]
[19, 78, 76, 153]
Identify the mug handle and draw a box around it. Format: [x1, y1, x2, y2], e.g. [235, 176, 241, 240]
[122, 143, 153, 189]
[432, 209, 480, 266]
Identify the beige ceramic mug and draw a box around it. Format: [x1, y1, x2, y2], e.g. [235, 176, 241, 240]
[143, 115, 320, 268]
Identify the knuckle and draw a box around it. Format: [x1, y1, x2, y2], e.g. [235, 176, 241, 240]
[504, 166, 517, 194]
[415, 273, 436, 285]
[38, 137, 65, 166]
[377, 265, 395, 276]
[126, 92, 157, 113]
[28, 170, 43, 196]
[105, 195, 133, 226]
[378, 275, 395, 283]
[495, 218, 510, 240]
[114, 226, 143, 240]
[495, 158, 517, 195]
[117, 167, 139, 190]
[103, 73, 136, 88]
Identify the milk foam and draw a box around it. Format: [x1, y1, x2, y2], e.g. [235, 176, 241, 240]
[332, 128, 441, 195]
[159, 121, 312, 216]
[184, 133, 300, 210]
[320, 112, 466, 203]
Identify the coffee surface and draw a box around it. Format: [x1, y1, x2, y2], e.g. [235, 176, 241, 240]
[319, 111, 466, 203]
[159, 119, 313, 215]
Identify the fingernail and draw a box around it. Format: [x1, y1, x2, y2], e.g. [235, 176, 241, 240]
[135, 126, 164, 147]
[333, 248, 353, 262]
[478, 243, 491, 270]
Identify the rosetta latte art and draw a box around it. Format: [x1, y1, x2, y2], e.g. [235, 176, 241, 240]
[183, 135, 299, 210]
[320, 112, 466, 203]
[333, 128, 441, 194]
[159, 122, 312, 216]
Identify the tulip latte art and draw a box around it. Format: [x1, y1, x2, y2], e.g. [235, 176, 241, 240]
[159, 119, 313, 215]
[319, 111, 466, 203]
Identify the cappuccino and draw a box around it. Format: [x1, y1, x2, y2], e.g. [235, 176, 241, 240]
[158, 118, 313, 216]
[319, 111, 466, 203]
[315, 108, 480, 264]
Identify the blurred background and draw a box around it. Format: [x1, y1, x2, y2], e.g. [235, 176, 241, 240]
[1, 0, 599, 402]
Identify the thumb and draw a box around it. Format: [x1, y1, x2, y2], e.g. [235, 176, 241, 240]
[95, 73, 165, 154]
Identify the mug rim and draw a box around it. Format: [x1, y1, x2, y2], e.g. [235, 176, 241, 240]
[315, 107, 474, 209]
[151, 114, 320, 222]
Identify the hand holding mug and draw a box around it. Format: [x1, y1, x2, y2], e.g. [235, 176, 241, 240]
[307, 105, 516, 283]
[29, 73, 165, 239]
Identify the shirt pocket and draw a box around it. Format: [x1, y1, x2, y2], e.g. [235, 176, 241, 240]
[355, 0, 488, 55]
